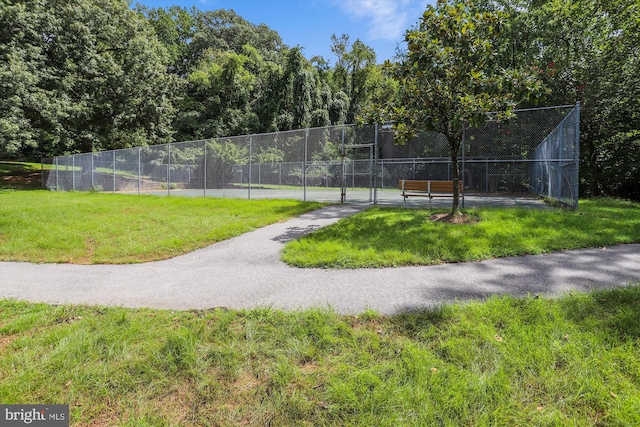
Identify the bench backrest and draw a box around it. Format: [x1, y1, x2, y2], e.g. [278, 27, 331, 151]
[399, 180, 462, 193]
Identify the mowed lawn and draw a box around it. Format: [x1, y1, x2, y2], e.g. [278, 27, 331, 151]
[1, 287, 639, 426]
[0, 190, 324, 264]
[2, 162, 639, 268]
[1, 164, 639, 425]
[282, 198, 640, 268]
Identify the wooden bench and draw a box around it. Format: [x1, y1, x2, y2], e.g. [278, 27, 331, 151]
[399, 179, 463, 208]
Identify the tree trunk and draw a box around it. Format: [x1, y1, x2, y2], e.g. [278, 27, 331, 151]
[449, 137, 461, 216]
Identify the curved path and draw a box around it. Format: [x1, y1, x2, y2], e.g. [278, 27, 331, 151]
[1, 205, 639, 315]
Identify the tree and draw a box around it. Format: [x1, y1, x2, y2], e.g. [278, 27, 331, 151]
[136, 5, 198, 76]
[0, 0, 177, 158]
[595, 131, 640, 201]
[278, 48, 317, 130]
[527, 0, 640, 198]
[175, 49, 258, 140]
[367, 0, 546, 215]
[188, 9, 285, 66]
[330, 34, 377, 123]
[475, 0, 640, 199]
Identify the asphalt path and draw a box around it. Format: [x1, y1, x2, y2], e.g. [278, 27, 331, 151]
[1, 204, 639, 315]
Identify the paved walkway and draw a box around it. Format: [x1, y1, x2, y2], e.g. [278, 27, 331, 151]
[1, 204, 639, 315]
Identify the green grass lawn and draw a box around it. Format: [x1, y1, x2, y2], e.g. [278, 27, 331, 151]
[282, 198, 640, 268]
[2, 163, 639, 425]
[2, 286, 639, 426]
[2, 188, 638, 266]
[0, 191, 324, 264]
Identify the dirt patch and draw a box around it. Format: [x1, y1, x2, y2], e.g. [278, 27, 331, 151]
[155, 386, 198, 424]
[70, 238, 97, 264]
[298, 361, 322, 374]
[230, 370, 263, 394]
[0, 334, 17, 352]
[429, 212, 478, 225]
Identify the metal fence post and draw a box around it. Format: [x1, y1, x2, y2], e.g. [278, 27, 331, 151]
[558, 131, 563, 202]
[113, 150, 116, 193]
[72, 155, 75, 191]
[248, 136, 252, 200]
[303, 129, 308, 201]
[91, 153, 94, 189]
[574, 101, 581, 209]
[138, 147, 141, 195]
[324, 161, 328, 189]
[352, 160, 355, 189]
[373, 123, 378, 205]
[167, 144, 171, 196]
[341, 127, 346, 203]
[203, 140, 207, 197]
[55, 157, 59, 190]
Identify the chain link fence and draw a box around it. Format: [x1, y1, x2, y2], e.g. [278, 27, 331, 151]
[42, 104, 580, 208]
[531, 106, 580, 208]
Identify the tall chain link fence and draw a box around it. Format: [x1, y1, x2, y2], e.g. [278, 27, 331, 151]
[42, 104, 579, 208]
[530, 107, 580, 207]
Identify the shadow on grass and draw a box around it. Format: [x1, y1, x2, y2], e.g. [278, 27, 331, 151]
[0, 162, 43, 191]
[387, 284, 640, 344]
[297, 207, 447, 249]
[388, 305, 452, 339]
[289, 200, 640, 268]
[560, 285, 640, 340]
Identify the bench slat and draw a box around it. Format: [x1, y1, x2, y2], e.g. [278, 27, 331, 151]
[399, 180, 461, 193]
[429, 182, 459, 193]
[399, 179, 463, 208]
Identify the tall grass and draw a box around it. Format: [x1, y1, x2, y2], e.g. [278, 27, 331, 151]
[0, 191, 323, 263]
[2, 285, 639, 425]
[282, 198, 640, 267]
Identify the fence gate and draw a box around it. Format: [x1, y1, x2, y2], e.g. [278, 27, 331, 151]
[341, 143, 375, 204]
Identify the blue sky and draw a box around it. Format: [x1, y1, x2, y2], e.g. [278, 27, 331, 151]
[133, 0, 433, 64]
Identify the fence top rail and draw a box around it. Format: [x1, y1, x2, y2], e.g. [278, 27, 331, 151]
[217, 123, 359, 141]
[380, 157, 576, 163]
[486, 104, 576, 115]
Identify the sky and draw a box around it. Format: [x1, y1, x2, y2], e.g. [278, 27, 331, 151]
[133, 0, 434, 64]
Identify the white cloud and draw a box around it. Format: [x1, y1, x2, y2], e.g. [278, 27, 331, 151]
[336, 0, 430, 41]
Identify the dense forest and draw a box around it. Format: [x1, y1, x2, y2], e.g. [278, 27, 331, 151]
[0, 0, 638, 199]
